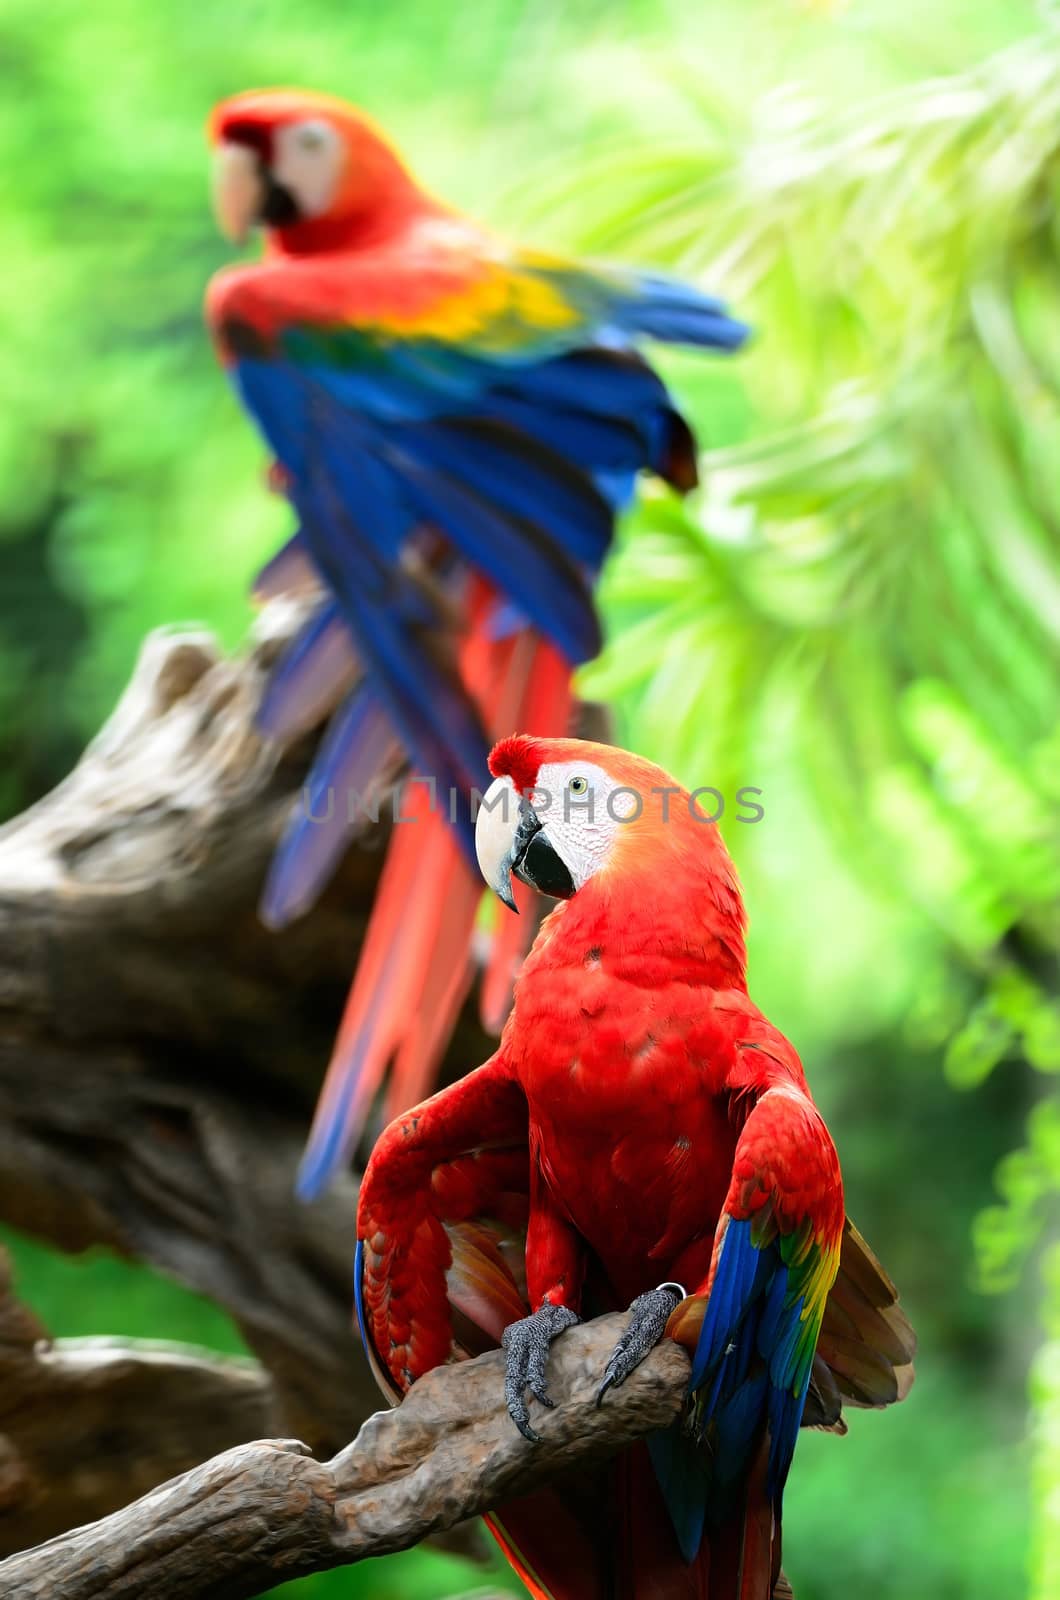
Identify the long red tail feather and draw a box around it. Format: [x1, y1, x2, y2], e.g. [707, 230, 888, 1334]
[300, 582, 576, 1194]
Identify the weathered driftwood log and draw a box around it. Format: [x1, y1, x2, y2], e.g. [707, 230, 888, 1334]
[0, 596, 498, 1520]
[0, 1249, 270, 1554]
[0, 600, 606, 1555]
[0, 601, 417, 1459]
[0, 1313, 689, 1600]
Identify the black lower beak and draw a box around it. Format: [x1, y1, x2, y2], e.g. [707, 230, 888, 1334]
[260, 168, 300, 227]
[509, 807, 575, 903]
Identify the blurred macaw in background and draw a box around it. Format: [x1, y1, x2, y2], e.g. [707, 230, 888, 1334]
[206, 89, 749, 1198]
[357, 735, 915, 1600]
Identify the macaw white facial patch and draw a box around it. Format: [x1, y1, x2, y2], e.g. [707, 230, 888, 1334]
[532, 759, 635, 891]
[273, 118, 346, 219]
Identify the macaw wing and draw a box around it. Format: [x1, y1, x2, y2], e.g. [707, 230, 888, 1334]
[354, 1052, 725, 1600]
[663, 1085, 844, 1576]
[355, 1056, 532, 1399]
[214, 244, 746, 881]
[240, 363, 501, 835]
[671, 1216, 917, 1433]
[214, 241, 749, 650]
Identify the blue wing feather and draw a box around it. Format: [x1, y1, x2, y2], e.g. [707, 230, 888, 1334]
[487, 394, 648, 481]
[261, 680, 398, 927]
[244, 366, 494, 855]
[227, 255, 747, 910]
[391, 452, 601, 666]
[657, 1216, 819, 1555]
[256, 598, 356, 741]
[647, 1423, 712, 1566]
[615, 274, 752, 349]
[353, 1238, 368, 1347]
[495, 346, 677, 420]
[289, 491, 488, 862]
[688, 1219, 768, 1390]
[399, 418, 613, 568]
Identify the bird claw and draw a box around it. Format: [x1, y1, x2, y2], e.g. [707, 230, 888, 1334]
[596, 1283, 685, 1406]
[502, 1302, 580, 1442]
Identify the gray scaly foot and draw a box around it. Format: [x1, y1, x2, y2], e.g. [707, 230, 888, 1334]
[502, 1301, 580, 1441]
[596, 1282, 685, 1406]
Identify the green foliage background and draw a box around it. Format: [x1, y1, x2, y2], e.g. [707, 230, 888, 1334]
[2, 1, 1057, 1596]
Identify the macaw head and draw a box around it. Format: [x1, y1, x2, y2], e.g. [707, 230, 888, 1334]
[208, 88, 435, 252]
[475, 734, 744, 921]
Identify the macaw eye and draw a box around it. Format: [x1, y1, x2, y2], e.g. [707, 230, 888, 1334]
[568, 775, 589, 796]
[294, 121, 330, 151]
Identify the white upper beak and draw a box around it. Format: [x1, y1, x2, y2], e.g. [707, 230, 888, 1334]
[212, 142, 264, 245]
[475, 775, 520, 911]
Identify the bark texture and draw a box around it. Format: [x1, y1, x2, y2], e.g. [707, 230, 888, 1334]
[0, 602, 609, 1575]
[0, 1247, 270, 1554]
[0, 1314, 689, 1600]
[0, 601, 491, 1462]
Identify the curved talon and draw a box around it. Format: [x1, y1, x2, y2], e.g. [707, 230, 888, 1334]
[597, 1368, 623, 1406]
[596, 1284, 684, 1407]
[513, 1407, 542, 1444]
[502, 1302, 580, 1442]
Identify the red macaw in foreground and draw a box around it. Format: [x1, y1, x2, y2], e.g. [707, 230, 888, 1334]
[205, 91, 748, 1198]
[357, 736, 915, 1599]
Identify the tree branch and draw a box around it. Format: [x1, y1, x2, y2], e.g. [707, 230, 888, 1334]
[0, 1314, 689, 1600]
[0, 602, 610, 1557]
[0, 602, 438, 1455]
[0, 1245, 270, 1554]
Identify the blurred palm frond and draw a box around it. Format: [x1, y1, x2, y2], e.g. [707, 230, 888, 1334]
[535, 31, 1060, 1510]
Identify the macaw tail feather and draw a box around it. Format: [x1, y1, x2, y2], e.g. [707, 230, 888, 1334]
[485, 1494, 608, 1600]
[256, 598, 358, 744]
[815, 1219, 917, 1411]
[297, 598, 573, 1198]
[701, 1434, 783, 1600]
[297, 778, 440, 1197]
[484, 1454, 693, 1600]
[379, 806, 482, 1126]
[260, 681, 401, 930]
[387, 626, 573, 1114]
[486, 1443, 791, 1600]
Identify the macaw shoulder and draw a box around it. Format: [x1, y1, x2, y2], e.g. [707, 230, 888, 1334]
[204, 251, 465, 345]
[682, 988, 809, 1092]
[203, 219, 573, 354]
[205, 259, 353, 353]
[729, 1082, 844, 1238]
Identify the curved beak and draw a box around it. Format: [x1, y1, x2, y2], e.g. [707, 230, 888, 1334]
[212, 142, 265, 244]
[475, 775, 575, 911]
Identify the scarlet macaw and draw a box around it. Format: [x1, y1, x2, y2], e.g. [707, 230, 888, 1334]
[205, 90, 748, 1197]
[357, 736, 915, 1599]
